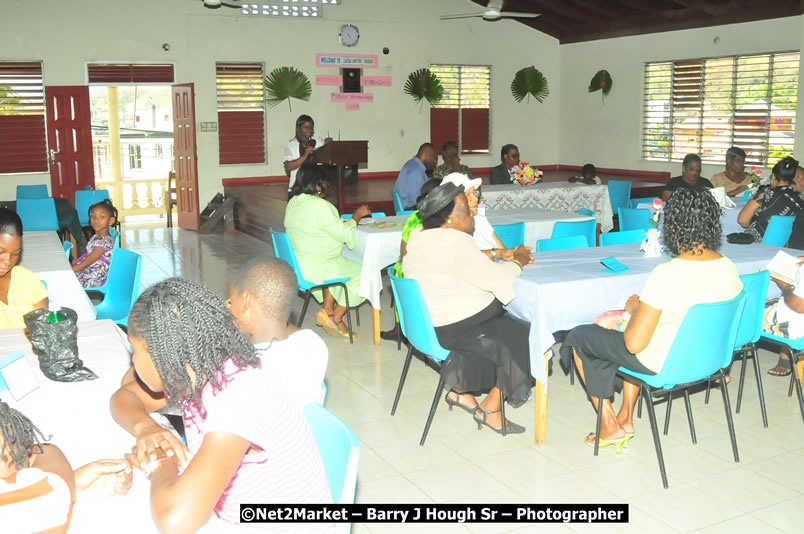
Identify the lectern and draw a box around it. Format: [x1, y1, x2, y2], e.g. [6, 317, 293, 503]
[312, 140, 368, 212]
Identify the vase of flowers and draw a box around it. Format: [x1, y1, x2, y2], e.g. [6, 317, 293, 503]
[640, 198, 663, 257]
[509, 162, 543, 187]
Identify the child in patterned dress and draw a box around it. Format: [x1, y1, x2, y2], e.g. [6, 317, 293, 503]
[72, 200, 117, 288]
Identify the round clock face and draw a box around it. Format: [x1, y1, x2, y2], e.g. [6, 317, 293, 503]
[339, 24, 359, 47]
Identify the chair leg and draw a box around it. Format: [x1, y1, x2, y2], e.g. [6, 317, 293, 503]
[299, 290, 313, 327]
[391, 346, 415, 416]
[793, 359, 804, 424]
[683, 389, 697, 445]
[569, 352, 575, 386]
[704, 380, 711, 404]
[355, 304, 360, 327]
[499, 388, 507, 437]
[720, 371, 740, 463]
[789, 368, 796, 397]
[750, 347, 768, 428]
[593, 394, 603, 456]
[420, 377, 445, 446]
[642, 386, 668, 489]
[340, 283, 353, 345]
[736, 350, 748, 414]
[395, 306, 402, 351]
[663, 393, 673, 436]
[637, 385, 643, 419]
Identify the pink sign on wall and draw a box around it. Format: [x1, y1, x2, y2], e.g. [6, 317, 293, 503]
[315, 75, 342, 86]
[345, 103, 360, 111]
[360, 76, 392, 87]
[316, 53, 378, 68]
[331, 93, 374, 103]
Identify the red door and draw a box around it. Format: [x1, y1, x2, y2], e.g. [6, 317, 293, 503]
[172, 83, 200, 230]
[45, 86, 95, 202]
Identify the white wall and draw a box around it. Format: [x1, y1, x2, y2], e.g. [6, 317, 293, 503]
[0, 0, 560, 204]
[559, 16, 804, 180]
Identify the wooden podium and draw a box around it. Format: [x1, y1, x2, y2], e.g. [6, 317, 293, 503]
[312, 140, 368, 212]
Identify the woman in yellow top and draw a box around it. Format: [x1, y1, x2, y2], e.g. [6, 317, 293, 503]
[0, 208, 48, 330]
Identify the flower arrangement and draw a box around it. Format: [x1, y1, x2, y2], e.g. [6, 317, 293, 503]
[649, 198, 662, 227]
[749, 166, 763, 188]
[509, 162, 543, 187]
[641, 198, 663, 257]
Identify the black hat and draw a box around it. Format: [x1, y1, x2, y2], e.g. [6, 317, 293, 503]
[417, 182, 464, 219]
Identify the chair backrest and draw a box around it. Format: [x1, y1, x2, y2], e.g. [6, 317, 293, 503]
[75, 189, 111, 226]
[270, 228, 309, 289]
[388, 273, 451, 361]
[108, 227, 121, 249]
[600, 229, 647, 246]
[762, 215, 795, 246]
[392, 191, 404, 214]
[734, 271, 770, 348]
[492, 222, 525, 249]
[608, 180, 632, 214]
[579, 208, 595, 217]
[629, 197, 660, 209]
[316, 382, 327, 406]
[551, 219, 596, 247]
[16, 184, 48, 199]
[742, 189, 753, 202]
[371, 212, 386, 218]
[17, 198, 59, 232]
[397, 209, 415, 217]
[618, 207, 653, 232]
[651, 291, 746, 386]
[536, 234, 588, 252]
[62, 240, 73, 260]
[303, 403, 360, 507]
[93, 248, 142, 324]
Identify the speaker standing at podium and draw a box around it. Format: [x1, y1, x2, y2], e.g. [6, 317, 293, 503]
[283, 114, 332, 200]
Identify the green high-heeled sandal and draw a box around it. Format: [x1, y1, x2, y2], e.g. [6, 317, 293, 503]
[584, 432, 628, 453]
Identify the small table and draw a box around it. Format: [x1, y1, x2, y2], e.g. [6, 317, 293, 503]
[0, 198, 86, 251]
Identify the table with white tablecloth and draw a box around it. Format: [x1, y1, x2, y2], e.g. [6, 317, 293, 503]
[480, 182, 614, 232]
[20, 231, 96, 322]
[638, 200, 746, 236]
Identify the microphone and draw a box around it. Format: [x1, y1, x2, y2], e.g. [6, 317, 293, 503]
[309, 138, 317, 148]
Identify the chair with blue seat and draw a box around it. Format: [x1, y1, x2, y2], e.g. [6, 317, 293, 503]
[617, 207, 653, 232]
[742, 189, 754, 202]
[62, 241, 73, 260]
[340, 212, 386, 219]
[629, 197, 660, 209]
[536, 235, 587, 252]
[608, 180, 632, 215]
[270, 228, 355, 344]
[761, 215, 795, 247]
[595, 292, 746, 489]
[551, 219, 596, 247]
[16, 184, 49, 199]
[93, 248, 142, 326]
[303, 403, 360, 521]
[579, 208, 595, 217]
[83, 227, 122, 297]
[760, 320, 804, 425]
[492, 222, 525, 249]
[75, 189, 111, 227]
[600, 229, 647, 246]
[392, 191, 404, 214]
[17, 198, 59, 232]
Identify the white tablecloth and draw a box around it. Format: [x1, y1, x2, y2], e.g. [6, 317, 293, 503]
[20, 231, 97, 322]
[638, 200, 746, 236]
[505, 242, 794, 386]
[480, 182, 614, 232]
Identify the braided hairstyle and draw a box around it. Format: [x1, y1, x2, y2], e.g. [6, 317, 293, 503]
[128, 278, 259, 414]
[88, 198, 118, 224]
[0, 401, 48, 469]
[662, 187, 722, 256]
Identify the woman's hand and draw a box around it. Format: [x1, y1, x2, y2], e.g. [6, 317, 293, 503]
[303, 144, 315, 158]
[74, 459, 133, 501]
[133, 421, 189, 468]
[353, 205, 371, 222]
[512, 245, 531, 267]
[727, 184, 749, 197]
[624, 294, 640, 315]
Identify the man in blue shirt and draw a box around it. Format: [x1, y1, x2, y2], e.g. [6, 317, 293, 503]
[394, 143, 438, 209]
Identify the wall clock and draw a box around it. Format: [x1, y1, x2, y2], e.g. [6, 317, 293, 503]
[339, 24, 359, 47]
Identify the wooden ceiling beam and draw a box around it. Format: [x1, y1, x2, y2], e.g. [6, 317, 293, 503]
[566, 0, 632, 19]
[674, 0, 731, 16]
[521, 0, 604, 24]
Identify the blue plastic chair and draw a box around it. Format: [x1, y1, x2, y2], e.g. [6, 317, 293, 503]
[608, 180, 632, 215]
[600, 229, 647, 246]
[17, 198, 59, 232]
[630, 196, 660, 209]
[551, 219, 596, 247]
[270, 228, 355, 344]
[316, 382, 327, 406]
[492, 222, 525, 249]
[93, 248, 142, 326]
[397, 210, 415, 217]
[16, 184, 49, 199]
[62, 241, 73, 260]
[618, 207, 653, 232]
[761, 215, 795, 246]
[536, 235, 587, 252]
[340, 212, 387, 219]
[303, 403, 360, 516]
[392, 191, 404, 214]
[579, 208, 595, 217]
[75, 189, 111, 226]
[601, 292, 746, 489]
[742, 189, 754, 202]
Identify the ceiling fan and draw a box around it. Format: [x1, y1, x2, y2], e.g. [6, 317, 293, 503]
[440, 0, 541, 21]
[201, 0, 241, 9]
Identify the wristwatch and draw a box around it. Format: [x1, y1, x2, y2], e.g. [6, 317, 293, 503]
[491, 248, 497, 261]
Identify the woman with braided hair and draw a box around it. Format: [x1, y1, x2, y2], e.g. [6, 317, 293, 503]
[109, 278, 332, 533]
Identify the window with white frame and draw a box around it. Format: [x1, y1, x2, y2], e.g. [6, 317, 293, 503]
[216, 62, 266, 165]
[429, 64, 490, 155]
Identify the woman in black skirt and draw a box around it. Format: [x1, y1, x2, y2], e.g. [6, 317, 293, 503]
[403, 182, 533, 434]
[559, 188, 742, 451]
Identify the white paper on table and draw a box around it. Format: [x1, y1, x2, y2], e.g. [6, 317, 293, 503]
[0, 351, 39, 401]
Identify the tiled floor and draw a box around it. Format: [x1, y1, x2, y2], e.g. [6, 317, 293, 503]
[125, 224, 804, 534]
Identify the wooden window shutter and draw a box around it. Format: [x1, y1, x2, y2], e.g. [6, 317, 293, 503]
[429, 108, 458, 155]
[216, 63, 266, 165]
[461, 108, 489, 153]
[0, 62, 47, 173]
[87, 64, 175, 84]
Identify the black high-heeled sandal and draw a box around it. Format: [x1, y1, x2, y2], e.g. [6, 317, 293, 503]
[473, 408, 525, 435]
[444, 391, 477, 415]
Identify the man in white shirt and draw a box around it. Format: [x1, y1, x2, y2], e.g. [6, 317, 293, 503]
[227, 257, 328, 406]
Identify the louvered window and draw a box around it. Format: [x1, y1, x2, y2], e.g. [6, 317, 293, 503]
[87, 63, 175, 84]
[216, 63, 266, 165]
[643, 52, 799, 166]
[429, 65, 490, 154]
[0, 62, 47, 174]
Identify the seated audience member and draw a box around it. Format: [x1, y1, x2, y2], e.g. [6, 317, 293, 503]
[0, 208, 48, 330]
[661, 154, 713, 201]
[433, 141, 473, 180]
[226, 256, 328, 406]
[559, 188, 742, 450]
[764, 257, 804, 377]
[404, 183, 533, 434]
[569, 163, 602, 185]
[72, 199, 117, 289]
[0, 401, 132, 534]
[710, 146, 751, 197]
[738, 156, 804, 242]
[110, 278, 333, 534]
[394, 143, 438, 210]
[285, 165, 368, 339]
[490, 144, 520, 185]
[788, 167, 804, 250]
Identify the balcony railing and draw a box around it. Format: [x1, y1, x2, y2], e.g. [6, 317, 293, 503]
[96, 177, 168, 222]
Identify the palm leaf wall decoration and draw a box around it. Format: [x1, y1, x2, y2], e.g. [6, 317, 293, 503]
[264, 66, 312, 111]
[403, 68, 443, 106]
[511, 66, 549, 104]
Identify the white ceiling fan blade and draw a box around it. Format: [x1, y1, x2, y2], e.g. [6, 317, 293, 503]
[440, 12, 485, 20]
[500, 12, 541, 19]
[487, 0, 504, 10]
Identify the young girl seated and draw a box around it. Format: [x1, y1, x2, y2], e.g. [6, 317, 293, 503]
[72, 200, 117, 288]
[0, 208, 48, 330]
[110, 278, 333, 533]
[0, 401, 132, 533]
